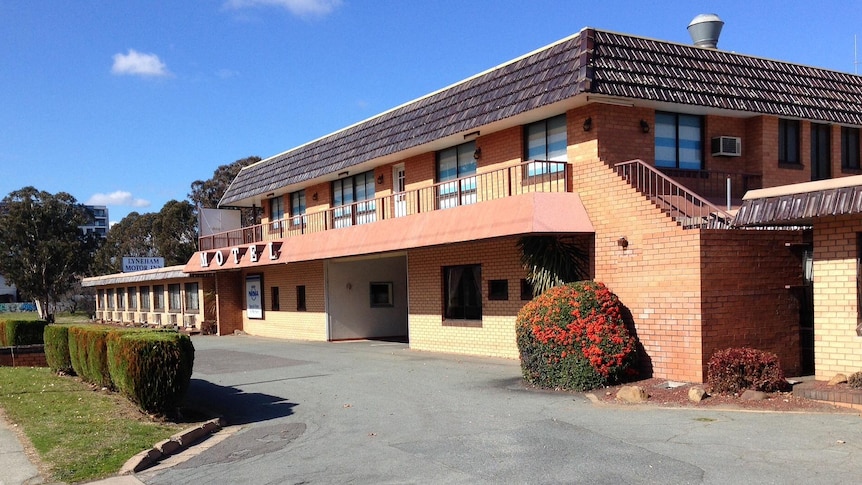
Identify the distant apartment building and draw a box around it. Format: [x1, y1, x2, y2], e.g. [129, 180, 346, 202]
[81, 205, 109, 238]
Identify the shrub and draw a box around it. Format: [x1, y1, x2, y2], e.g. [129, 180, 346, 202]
[107, 332, 195, 415]
[68, 326, 114, 388]
[516, 281, 636, 391]
[1, 320, 48, 346]
[706, 347, 786, 394]
[44, 325, 74, 374]
[848, 371, 862, 389]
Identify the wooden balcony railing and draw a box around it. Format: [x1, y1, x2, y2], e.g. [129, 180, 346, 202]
[199, 160, 570, 250]
[615, 160, 734, 229]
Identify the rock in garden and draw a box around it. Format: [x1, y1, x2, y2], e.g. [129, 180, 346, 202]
[740, 389, 767, 401]
[688, 387, 707, 402]
[828, 373, 848, 385]
[616, 385, 648, 403]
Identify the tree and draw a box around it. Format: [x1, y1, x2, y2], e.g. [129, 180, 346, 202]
[518, 235, 590, 297]
[189, 155, 260, 225]
[0, 187, 100, 318]
[92, 212, 158, 274]
[153, 200, 197, 266]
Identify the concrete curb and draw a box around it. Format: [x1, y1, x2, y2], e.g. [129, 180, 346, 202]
[118, 417, 226, 475]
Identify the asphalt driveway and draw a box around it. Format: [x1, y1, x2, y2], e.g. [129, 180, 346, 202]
[137, 335, 861, 484]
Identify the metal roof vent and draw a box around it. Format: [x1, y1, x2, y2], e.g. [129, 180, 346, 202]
[687, 13, 724, 48]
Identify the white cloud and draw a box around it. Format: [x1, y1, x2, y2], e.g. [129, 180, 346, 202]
[224, 0, 342, 17]
[111, 49, 170, 77]
[86, 191, 151, 208]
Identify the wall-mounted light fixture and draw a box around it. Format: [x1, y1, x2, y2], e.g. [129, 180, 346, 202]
[640, 119, 650, 133]
[463, 130, 480, 140]
[583, 117, 592, 132]
[377, 174, 384, 185]
[473, 147, 482, 160]
[338, 171, 349, 177]
[265, 192, 275, 198]
[617, 236, 629, 249]
[312, 192, 319, 201]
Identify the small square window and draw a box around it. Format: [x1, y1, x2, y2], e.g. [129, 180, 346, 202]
[370, 282, 393, 307]
[488, 279, 508, 301]
[520, 279, 534, 301]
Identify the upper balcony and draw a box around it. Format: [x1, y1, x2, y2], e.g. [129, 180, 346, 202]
[199, 160, 570, 251]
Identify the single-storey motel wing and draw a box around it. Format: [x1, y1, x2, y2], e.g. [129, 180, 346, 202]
[85, 21, 862, 383]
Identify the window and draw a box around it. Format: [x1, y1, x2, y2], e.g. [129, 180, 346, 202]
[271, 286, 280, 311]
[117, 288, 125, 310]
[127, 287, 137, 310]
[520, 279, 534, 301]
[168, 284, 181, 312]
[290, 190, 307, 228]
[842, 127, 860, 170]
[779, 119, 801, 165]
[370, 282, 393, 307]
[655, 112, 702, 170]
[488, 279, 509, 301]
[437, 141, 477, 208]
[140, 287, 150, 312]
[332, 171, 376, 228]
[98, 289, 105, 310]
[811, 123, 832, 181]
[296, 285, 307, 311]
[185, 282, 199, 312]
[269, 196, 284, 230]
[153, 285, 165, 311]
[106, 289, 114, 309]
[444, 265, 482, 320]
[858, 234, 862, 336]
[525, 114, 567, 175]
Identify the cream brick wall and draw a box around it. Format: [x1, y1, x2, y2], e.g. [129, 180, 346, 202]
[407, 237, 536, 359]
[244, 311, 327, 340]
[813, 216, 862, 380]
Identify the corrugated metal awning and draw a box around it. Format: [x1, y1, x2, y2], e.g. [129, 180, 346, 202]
[734, 175, 862, 226]
[81, 265, 192, 287]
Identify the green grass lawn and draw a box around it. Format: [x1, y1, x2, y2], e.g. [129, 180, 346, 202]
[1, 311, 92, 324]
[0, 367, 185, 483]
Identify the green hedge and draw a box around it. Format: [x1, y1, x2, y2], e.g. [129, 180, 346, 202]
[107, 332, 195, 414]
[44, 325, 74, 374]
[0, 319, 48, 346]
[69, 326, 115, 388]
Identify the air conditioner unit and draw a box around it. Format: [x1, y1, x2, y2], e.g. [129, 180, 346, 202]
[183, 315, 197, 328]
[711, 136, 742, 157]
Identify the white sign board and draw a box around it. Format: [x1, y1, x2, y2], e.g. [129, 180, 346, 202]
[246, 275, 263, 319]
[199, 208, 242, 237]
[122, 257, 165, 272]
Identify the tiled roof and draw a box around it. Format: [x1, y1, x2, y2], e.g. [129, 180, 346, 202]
[221, 28, 862, 207]
[219, 31, 593, 206]
[590, 31, 862, 124]
[81, 265, 192, 287]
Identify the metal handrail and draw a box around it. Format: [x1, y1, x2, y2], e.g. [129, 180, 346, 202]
[199, 160, 570, 250]
[614, 159, 733, 229]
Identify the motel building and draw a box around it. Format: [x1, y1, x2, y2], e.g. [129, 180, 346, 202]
[86, 18, 862, 383]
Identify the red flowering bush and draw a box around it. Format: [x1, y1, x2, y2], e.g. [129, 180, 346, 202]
[706, 347, 787, 394]
[516, 281, 636, 391]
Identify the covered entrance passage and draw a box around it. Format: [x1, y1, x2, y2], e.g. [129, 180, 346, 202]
[327, 254, 408, 341]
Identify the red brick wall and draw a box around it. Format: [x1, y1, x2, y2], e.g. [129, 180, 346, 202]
[700, 230, 803, 377]
[0, 346, 47, 367]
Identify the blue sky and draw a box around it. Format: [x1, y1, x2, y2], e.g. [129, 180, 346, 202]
[2, 0, 861, 224]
